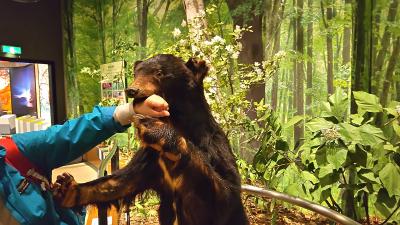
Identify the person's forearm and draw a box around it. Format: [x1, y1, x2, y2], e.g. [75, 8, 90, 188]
[12, 106, 128, 172]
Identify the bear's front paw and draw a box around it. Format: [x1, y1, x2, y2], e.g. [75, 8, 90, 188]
[52, 172, 80, 208]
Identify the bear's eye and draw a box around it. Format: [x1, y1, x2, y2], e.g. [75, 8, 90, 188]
[156, 70, 163, 77]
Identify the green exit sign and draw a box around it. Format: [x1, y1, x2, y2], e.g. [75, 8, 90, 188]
[1, 45, 22, 55]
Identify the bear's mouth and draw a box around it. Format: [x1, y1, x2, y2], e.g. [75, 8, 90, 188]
[132, 96, 148, 105]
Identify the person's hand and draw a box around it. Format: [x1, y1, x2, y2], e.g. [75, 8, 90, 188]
[114, 94, 169, 126]
[134, 94, 170, 117]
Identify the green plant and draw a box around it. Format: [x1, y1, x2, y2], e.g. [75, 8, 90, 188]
[253, 89, 400, 223]
[132, 190, 159, 219]
[161, 6, 285, 159]
[301, 90, 400, 222]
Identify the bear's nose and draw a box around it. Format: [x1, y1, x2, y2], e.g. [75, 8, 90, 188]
[125, 88, 139, 98]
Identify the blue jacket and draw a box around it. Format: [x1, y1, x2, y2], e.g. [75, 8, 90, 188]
[0, 106, 128, 225]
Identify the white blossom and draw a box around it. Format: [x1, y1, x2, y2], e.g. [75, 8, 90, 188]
[172, 28, 181, 38]
[211, 35, 224, 44]
[275, 50, 286, 58]
[178, 39, 187, 46]
[204, 40, 213, 46]
[204, 76, 213, 83]
[191, 45, 200, 53]
[181, 20, 187, 27]
[225, 45, 234, 53]
[254, 67, 263, 76]
[81, 67, 91, 73]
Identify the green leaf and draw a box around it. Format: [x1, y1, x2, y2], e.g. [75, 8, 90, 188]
[384, 107, 398, 117]
[358, 169, 379, 184]
[348, 145, 368, 167]
[329, 89, 348, 106]
[318, 164, 334, 178]
[319, 171, 340, 186]
[316, 145, 328, 167]
[338, 123, 362, 143]
[393, 122, 400, 137]
[283, 115, 304, 129]
[328, 89, 349, 122]
[320, 102, 333, 118]
[353, 91, 383, 113]
[113, 133, 129, 148]
[388, 101, 400, 106]
[384, 144, 398, 153]
[275, 139, 289, 151]
[319, 188, 331, 203]
[379, 163, 400, 197]
[285, 183, 305, 197]
[306, 118, 335, 133]
[359, 124, 386, 145]
[374, 188, 398, 218]
[350, 114, 364, 125]
[301, 171, 318, 183]
[326, 147, 348, 169]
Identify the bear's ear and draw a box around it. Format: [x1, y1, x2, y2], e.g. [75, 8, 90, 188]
[185, 58, 209, 83]
[133, 60, 143, 70]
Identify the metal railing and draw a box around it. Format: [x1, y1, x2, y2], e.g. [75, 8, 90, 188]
[242, 184, 361, 225]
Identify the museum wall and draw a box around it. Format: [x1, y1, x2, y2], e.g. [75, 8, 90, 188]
[0, 0, 66, 123]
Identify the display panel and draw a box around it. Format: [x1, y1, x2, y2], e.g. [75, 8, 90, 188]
[0, 68, 12, 113]
[0, 60, 53, 125]
[10, 65, 37, 117]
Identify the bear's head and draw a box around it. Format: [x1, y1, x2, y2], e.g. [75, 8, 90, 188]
[125, 54, 209, 113]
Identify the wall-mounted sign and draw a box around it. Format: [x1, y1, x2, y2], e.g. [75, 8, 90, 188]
[1, 45, 22, 55]
[100, 61, 126, 104]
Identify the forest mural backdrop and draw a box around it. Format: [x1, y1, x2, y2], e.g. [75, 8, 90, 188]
[63, 0, 400, 223]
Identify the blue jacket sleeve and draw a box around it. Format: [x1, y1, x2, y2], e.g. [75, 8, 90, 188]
[10, 106, 129, 172]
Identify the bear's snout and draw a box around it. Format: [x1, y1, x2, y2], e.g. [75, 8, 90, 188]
[125, 87, 139, 98]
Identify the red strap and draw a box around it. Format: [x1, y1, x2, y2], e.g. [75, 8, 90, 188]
[1, 137, 43, 176]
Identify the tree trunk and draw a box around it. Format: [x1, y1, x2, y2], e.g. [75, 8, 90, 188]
[278, 69, 286, 117]
[323, 0, 334, 95]
[137, 0, 149, 58]
[111, 0, 124, 60]
[306, 0, 313, 115]
[270, 34, 280, 110]
[226, 0, 264, 120]
[294, 0, 304, 144]
[265, 0, 282, 59]
[351, 0, 373, 101]
[372, 3, 381, 82]
[347, 0, 373, 220]
[160, 0, 171, 26]
[63, 0, 79, 117]
[380, 37, 400, 107]
[397, 81, 400, 101]
[373, 0, 398, 95]
[292, 2, 297, 117]
[271, 1, 284, 110]
[342, 0, 351, 65]
[183, 0, 207, 31]
[343, 0, 351, 65]
[270, 33, 280, 110]
[112, 0, 116, 59]
[282, 70, 290, 123]
[153, 0, 166, 16]
[96, 0, 106, 64]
